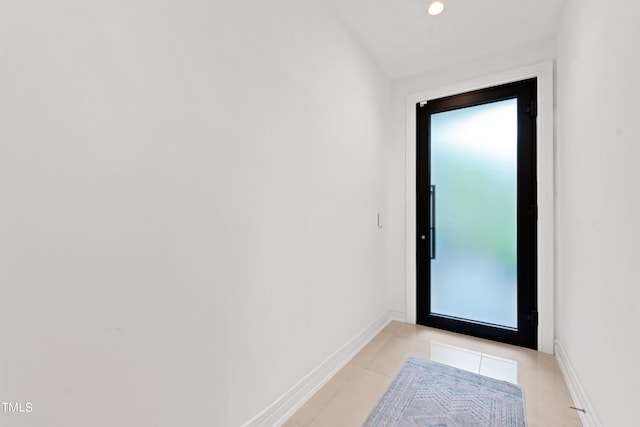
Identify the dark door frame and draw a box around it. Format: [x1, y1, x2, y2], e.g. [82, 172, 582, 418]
[403, 63, 555, 354]
[416, 78, 538, 349]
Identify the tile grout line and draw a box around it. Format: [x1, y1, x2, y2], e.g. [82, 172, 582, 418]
[349, 361, 396, 381]
[351, 331, 396, 370]
[477, 354, 485, 375]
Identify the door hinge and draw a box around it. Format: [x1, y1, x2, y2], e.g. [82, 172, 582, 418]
[531, 311, 539, 328]
[529, 100, 537, 118]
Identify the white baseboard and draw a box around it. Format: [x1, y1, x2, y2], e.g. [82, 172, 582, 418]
[241, 311, 398, 427]
[388, 310, 406, 322]
[554, 340, 602, 427]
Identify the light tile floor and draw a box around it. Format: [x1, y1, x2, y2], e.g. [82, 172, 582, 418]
[283, 321, 582, 427]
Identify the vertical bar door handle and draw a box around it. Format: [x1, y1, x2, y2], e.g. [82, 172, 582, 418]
[430, 185, 436, 260]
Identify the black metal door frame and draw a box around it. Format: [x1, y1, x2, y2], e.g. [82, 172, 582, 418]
[416, 78, 538, 349]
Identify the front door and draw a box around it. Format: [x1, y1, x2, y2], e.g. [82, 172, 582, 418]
[416, 79, 538, 349]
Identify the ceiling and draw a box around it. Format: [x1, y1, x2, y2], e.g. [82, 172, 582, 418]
[323, 0, 567, 79]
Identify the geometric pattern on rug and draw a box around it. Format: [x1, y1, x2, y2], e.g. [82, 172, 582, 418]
[362, 356, 526, 427]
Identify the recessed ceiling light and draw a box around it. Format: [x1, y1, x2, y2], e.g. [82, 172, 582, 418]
[428, 1, 445, 16]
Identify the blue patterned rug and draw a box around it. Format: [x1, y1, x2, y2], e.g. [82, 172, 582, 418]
[363, 357, 526, 427]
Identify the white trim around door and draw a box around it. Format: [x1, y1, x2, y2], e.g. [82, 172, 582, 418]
[404, 61, 555, 354]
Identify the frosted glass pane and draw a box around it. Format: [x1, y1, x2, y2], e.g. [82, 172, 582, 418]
[430, 99, 518, 328]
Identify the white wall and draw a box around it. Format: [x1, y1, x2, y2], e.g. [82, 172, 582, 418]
[556, 1, 640, 424]
[0, 1, 389, 426]
[386, 39, 556, 315]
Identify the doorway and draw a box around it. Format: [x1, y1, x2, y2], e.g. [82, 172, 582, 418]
[416, 79, 537, 349]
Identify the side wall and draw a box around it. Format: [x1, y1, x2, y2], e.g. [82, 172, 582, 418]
[0, 1, 389, 426]
[555, 1, 640, 425]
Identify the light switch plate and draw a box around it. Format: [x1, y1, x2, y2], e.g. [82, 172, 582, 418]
[378, 212, 384, 228]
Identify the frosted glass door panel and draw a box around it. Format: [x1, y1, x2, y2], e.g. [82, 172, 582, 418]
[430, 99, 518, 328]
